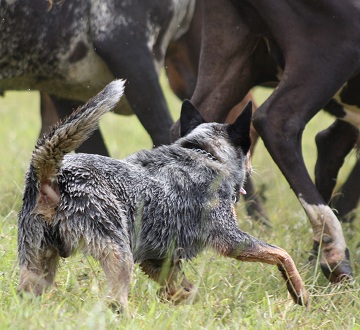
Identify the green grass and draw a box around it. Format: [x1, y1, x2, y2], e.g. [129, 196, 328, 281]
[0, 78, 359, 329]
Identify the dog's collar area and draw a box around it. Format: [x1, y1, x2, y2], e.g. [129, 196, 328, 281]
[191, 148, 218, 161]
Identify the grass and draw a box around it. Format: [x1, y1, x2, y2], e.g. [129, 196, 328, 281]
[0, 76, 359, 329]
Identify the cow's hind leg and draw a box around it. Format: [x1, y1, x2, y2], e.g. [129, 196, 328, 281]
[227, 96, 271, 226]
[140, 259, 196, 304]
[333, 158, 360, 222]
[39, 92, 60, 136]
[315, 119, 359, 204]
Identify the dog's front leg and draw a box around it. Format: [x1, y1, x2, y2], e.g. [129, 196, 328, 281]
[229, 234, 308, 306]
[208, 216, 308, 306]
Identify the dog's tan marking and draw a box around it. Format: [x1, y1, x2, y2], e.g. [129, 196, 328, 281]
[232, 244, 309, 306]
[33, 182, 60, 222]
[40, 182, 60, 204]
[245, 151, 252, 174]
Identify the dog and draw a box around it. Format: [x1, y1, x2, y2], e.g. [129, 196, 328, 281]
[17, 80, 308, 310]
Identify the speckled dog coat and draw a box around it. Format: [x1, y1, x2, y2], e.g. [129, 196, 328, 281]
[18, 80, 308, 310]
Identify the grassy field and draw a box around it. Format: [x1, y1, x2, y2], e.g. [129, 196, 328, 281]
[0, 77, 359, 329]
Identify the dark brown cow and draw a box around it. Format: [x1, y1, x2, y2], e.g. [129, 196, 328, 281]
[174, 0, 360, 282]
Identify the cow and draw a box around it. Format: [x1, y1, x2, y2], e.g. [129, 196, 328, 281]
[171, 0, 360, 282]
[0, 0, 196, 152]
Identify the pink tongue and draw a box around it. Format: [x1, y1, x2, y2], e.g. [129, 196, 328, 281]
[240, 187, 247, 195]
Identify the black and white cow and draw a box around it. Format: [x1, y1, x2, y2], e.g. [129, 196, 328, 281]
[0, 0, 195, 152]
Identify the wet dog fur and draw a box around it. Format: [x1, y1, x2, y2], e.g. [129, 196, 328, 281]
[17, 80, 308, 310]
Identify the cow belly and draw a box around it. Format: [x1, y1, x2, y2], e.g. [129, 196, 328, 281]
[0, 51, 113, 99]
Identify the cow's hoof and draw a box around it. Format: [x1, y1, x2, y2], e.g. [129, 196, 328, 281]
[320, 248, 352, 283]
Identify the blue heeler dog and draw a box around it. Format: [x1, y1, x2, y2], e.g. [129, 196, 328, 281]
[17, 80, 308, 310]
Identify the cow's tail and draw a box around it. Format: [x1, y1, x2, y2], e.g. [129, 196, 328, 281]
[32, 79, 125, 185]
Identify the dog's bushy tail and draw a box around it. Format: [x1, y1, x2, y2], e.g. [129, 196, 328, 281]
[32, 79, 125, 183]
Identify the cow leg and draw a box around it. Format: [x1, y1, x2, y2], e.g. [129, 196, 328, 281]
[170, 0, 260, 141]
[39, 92, 60, 136]
[315, 119, 359, 203]
[253, 67, 353, 282]
[333, 158, 360, 222]
[164, 0, 202, 101]
[242, 178, 270, 226]
[49, 95, 109, 155]
[94, 40, 173, 147]
[170, 0, 271, 223]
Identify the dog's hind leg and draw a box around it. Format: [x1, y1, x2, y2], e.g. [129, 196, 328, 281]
[18, 246, 60, 296]
[99, 245, 133, 312]
[140, 259, 195, 304]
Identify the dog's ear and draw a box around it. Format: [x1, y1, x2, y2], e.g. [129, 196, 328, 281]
[227, 101, 252, 154]
[180, 99, 205, 137]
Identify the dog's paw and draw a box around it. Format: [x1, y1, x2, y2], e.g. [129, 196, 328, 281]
[157, 285, 198, 305]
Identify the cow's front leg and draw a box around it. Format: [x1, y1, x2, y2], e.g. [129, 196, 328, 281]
[253, 62, 354, 282]
[94, 38, 173, 147]
[315, 115, 360, 222]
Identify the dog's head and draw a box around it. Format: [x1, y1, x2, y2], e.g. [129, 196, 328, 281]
[178, 99, 252, 164]
[176, 99, 252, 200]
